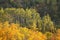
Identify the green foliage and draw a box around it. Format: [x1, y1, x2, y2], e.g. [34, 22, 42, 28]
[0, 8, 42, 30]
[45, 32, 53, 40]
[42, 14, 55, 33]
[0, 8, 55, 33]
[0, 0, 60, 26]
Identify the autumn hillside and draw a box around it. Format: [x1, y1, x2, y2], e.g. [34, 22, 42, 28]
[0, 8, 60, 40]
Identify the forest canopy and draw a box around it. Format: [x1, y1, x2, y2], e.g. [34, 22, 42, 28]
[0, 0, 60, 26]
[0, 0, 60, 40]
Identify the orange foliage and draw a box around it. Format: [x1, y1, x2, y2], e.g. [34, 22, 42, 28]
[56, 29, 60, 40]
[0, 21, 46, 40]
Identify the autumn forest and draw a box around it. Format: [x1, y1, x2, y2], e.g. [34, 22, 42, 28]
[0, 0, 60, 40]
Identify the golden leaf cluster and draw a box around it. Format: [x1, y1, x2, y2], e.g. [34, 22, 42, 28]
[0, 21, 46, 40]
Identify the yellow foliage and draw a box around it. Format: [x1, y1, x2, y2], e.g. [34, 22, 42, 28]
[0, 21, 46, 40]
